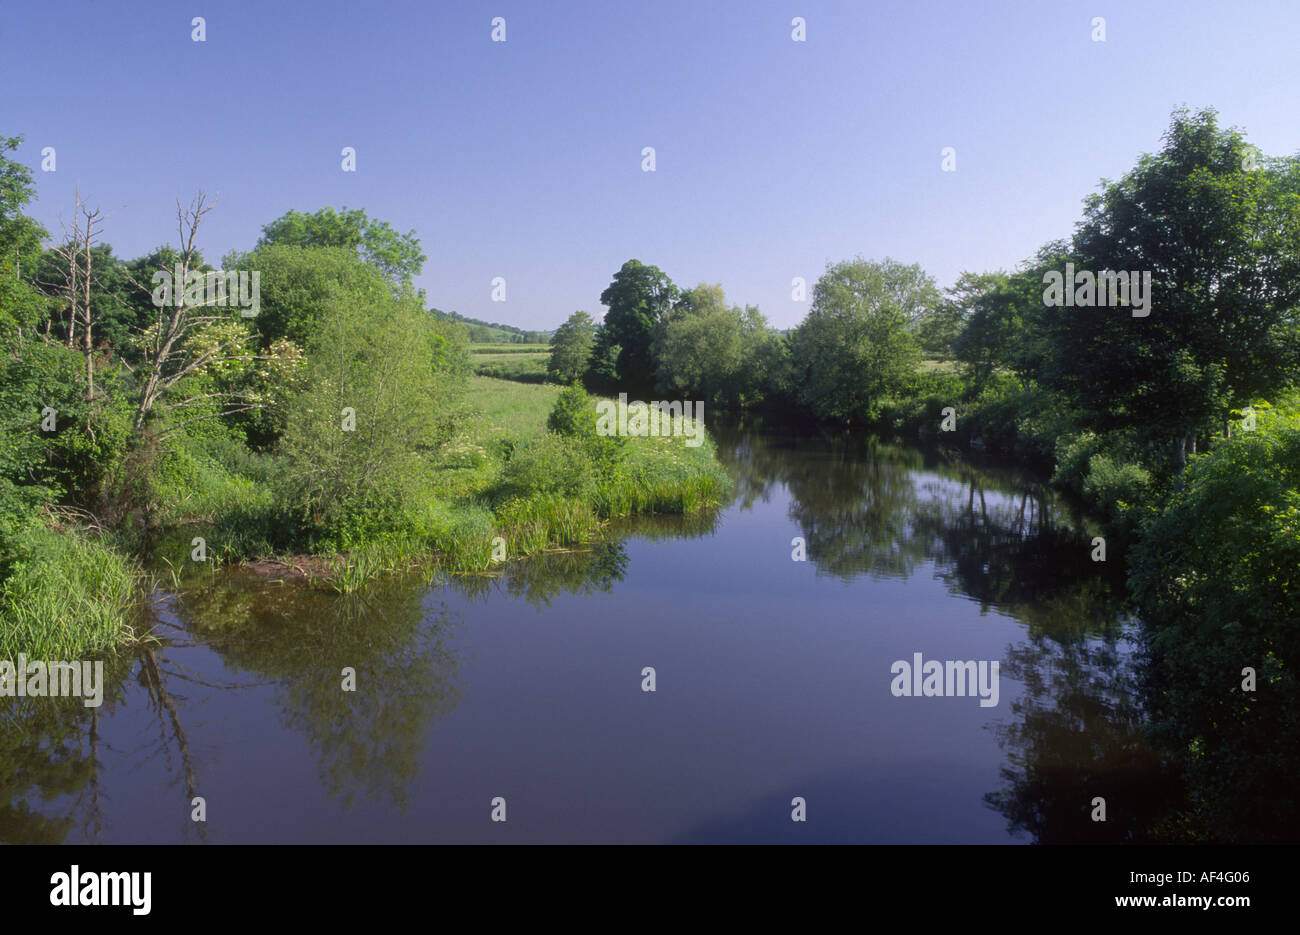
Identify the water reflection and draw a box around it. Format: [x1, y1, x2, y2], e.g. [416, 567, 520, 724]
[0, 655, 133, 844]
[2, 423, 1180, 842]
[709, 425, 1173, 842]
[176, 572, 463, 812]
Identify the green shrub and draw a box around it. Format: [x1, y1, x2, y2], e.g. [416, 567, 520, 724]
[547, 383, 593, 436]
[496, 434, 598, 502]
[1130, 397, 1300, 841]
[1080, 453, 1155, 535]
[1052, 432, 1102, 494]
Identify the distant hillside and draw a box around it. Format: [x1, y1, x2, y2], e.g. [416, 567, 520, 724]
[431, 309, 553, 344]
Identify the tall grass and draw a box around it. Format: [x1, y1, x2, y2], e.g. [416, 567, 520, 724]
[126, 375, 732, 599]
[0, 522, 142, 658]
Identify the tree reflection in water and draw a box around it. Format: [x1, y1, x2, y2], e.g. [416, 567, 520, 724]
[710, 424, 1182, 842]
[3, 424, 1188, 842]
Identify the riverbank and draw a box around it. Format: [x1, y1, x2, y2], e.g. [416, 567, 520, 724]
[1, 376, 730, 657]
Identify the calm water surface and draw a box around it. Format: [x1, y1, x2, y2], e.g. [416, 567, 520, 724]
[2, 427, 1159, 844]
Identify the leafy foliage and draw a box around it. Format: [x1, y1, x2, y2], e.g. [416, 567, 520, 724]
[590, 259, 678, 390]
[1130, 398, 1300, 841]
[547, 311, 596, 383]
[256, 206, 426, 285]
[788, 257, 938, 424]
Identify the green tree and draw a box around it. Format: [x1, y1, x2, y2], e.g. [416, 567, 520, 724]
[547, 311, 596, 383]
[547, 382, 593, 436]
[228, 243, 386, 347]
[590, 259, 677, 390]
[652, 283, 775, 408]
[948, 270, 1021, 389]
[0, 136, 46, 272]
[255, 207, 426, 285]
[276, 277, 461, 540]
[788, 257, 939, 424]
[1041, 108, 1300, 468]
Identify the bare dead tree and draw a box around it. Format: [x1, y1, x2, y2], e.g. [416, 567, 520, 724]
[46, 188, 109, 401]
[132, 192, 268, 434]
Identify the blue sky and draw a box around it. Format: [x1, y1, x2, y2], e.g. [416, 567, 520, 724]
[4, 0, 1298, 330]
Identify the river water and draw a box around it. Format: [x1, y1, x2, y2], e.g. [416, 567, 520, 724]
[2, 426, 1164, 844]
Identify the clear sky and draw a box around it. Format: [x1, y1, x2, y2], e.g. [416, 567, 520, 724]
[4, 0, 1298, 330]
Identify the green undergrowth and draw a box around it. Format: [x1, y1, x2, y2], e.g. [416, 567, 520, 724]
[148, 376, 730, 595]
[0, 517, 143, 658]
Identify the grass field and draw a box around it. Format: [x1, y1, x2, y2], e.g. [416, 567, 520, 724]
[470, 343, 551, 383]
[432, 376, 726, 501]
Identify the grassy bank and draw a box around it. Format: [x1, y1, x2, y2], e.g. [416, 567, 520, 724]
[1, 374, 730, 656]
[151, 375, 730, 594]
[0, 517, 143, 658]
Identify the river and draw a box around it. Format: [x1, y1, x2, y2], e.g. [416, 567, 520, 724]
[1, 425, 1165, 844]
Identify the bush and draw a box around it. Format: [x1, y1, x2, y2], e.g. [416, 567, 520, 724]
[496, 434, 598, 502]
[1080, 453, 1155, 536]
[547, 383, 593, 436]
[546, 382, 627, 472]
[1052, 432, 1102, 494]
[1129, 397, 1300, 841]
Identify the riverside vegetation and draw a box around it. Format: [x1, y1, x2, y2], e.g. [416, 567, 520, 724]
[2, 106, 1299, 842]
[0, 169, 727, 660]
[540, 108, 1299, 843]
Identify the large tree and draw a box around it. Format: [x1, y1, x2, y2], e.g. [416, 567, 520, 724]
[788, 257, 939, 424]
[590, 259, 677, 390]
[652, 283, 774, 408]
[227, 243, 387, 347]
[1039, 108, 1300, 467]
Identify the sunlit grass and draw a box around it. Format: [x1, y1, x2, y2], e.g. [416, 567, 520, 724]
[0, 522, 143, 658]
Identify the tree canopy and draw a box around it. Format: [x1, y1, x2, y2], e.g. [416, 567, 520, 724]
[256, 206, 426, 285]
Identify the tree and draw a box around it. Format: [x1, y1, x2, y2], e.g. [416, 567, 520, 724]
[788, 257, 939, 424]
[255, 207, 425, 285]
[45, 190, 109, 401]
[227, 243, 387, 348]
[133, 193, 264, 437]
[590, 259, 677, 390]
[547, 311, 596, 383]
[1040, 108, 1300, 468]
[0, 148, 129, 518]
[276, 277, 460, 536]
[652, 283, 775, 408]
[948, 270, 1019, 389]
[0, 136, 45, 272]
[547, 382, 593, 436]
[0, 136, 50, 338]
